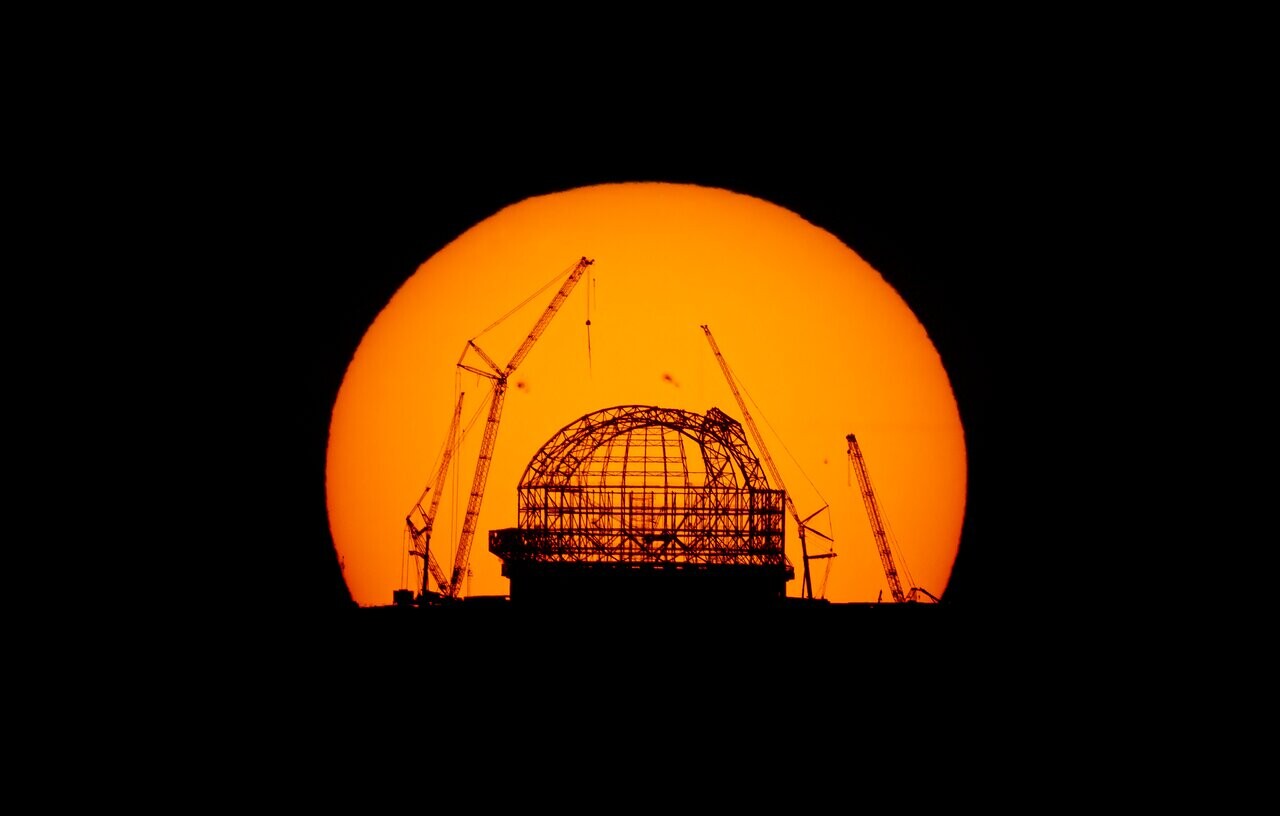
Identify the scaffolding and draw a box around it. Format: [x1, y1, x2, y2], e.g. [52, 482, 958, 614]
[490, 406, 793, 600]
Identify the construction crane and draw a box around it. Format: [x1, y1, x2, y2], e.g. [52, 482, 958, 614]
[811, 548, 837, 599]
[406, 391, 465, 599]
[845, 432, 936, 603]
[447, 256, 595, 598]
[700, 324, 833, 600]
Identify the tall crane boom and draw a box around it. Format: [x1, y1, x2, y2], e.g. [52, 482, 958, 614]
[701, 324, 832, 600]
[449, 256, 595, 597]
[406, 392, 465, 597]
[845, 432, 906, 603]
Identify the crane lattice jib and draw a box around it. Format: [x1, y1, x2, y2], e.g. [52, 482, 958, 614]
[449, 257, 594, 597]
[407, 392, 465, 596]
[846, 433, 905, 603]
[426, 550, 450, 596]
[450, 382, 505, 595]
[505, 257, 594, 376]
[699, 328, 782, 487]
[701, 324, 818, 599]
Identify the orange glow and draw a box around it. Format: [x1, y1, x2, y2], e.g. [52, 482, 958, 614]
[326, 182, 966, 607]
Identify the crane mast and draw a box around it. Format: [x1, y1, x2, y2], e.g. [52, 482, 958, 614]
[406, 392, 465, 597]
[845, 433, 907, 603]
[700, 324, 832, 600]
[448, 256, 595, 598]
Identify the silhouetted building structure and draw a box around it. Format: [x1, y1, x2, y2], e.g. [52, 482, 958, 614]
[489, 405, 794, 606]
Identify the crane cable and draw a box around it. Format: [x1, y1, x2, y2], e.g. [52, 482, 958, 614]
[849, 437, 920, 598]
[728, 357, 832, 534]
[857, 446, 916, 591]
[884, 513, 917, 591]
[406, 386, 470, 596]
[585, 274, 594, 375]
[472, 262, 579, 340]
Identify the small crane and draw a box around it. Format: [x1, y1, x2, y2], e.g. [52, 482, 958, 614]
[406, 392, 465, 599]
[845, 433, 936, 603]
[701, 324, 833, 600]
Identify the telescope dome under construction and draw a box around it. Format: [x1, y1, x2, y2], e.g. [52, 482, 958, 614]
[489, 404, 794, 605]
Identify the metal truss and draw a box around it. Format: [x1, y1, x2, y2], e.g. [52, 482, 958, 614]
[491, 405, 787, 568]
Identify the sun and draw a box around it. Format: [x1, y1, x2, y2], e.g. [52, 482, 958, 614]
[325, 182, 966, 608]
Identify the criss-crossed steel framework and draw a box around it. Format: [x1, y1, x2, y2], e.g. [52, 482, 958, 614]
[490, 405, 787, 567]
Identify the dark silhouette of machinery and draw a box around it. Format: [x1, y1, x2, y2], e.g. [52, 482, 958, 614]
[845, 433, 938, 604]
[701, 325, 833, 600]
[811, 548, 837, 600]
[405, 256, 594, 601]
[405, 392, 465, 599]
[489, 405, 794, 604]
